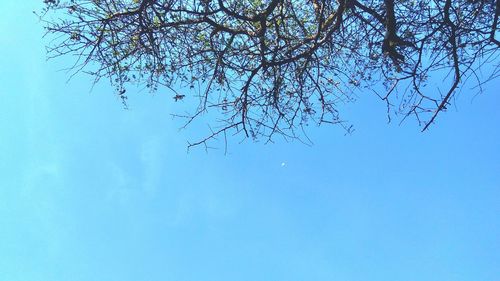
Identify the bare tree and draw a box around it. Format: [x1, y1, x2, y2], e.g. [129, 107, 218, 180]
[38, 0, 500, 148]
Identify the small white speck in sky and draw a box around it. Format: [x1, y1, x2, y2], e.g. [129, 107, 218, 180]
[281, 162, 286, 167]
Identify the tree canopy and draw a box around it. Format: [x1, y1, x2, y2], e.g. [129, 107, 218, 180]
[39, 0, 499, 148]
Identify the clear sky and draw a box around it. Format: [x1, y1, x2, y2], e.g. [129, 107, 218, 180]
[1, 1, 499, 281]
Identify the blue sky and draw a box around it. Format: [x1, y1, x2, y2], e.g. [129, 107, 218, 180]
[1, 1, 499, 281]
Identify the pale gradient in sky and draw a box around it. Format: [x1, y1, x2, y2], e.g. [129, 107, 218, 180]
[1, 1, 499, 281]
